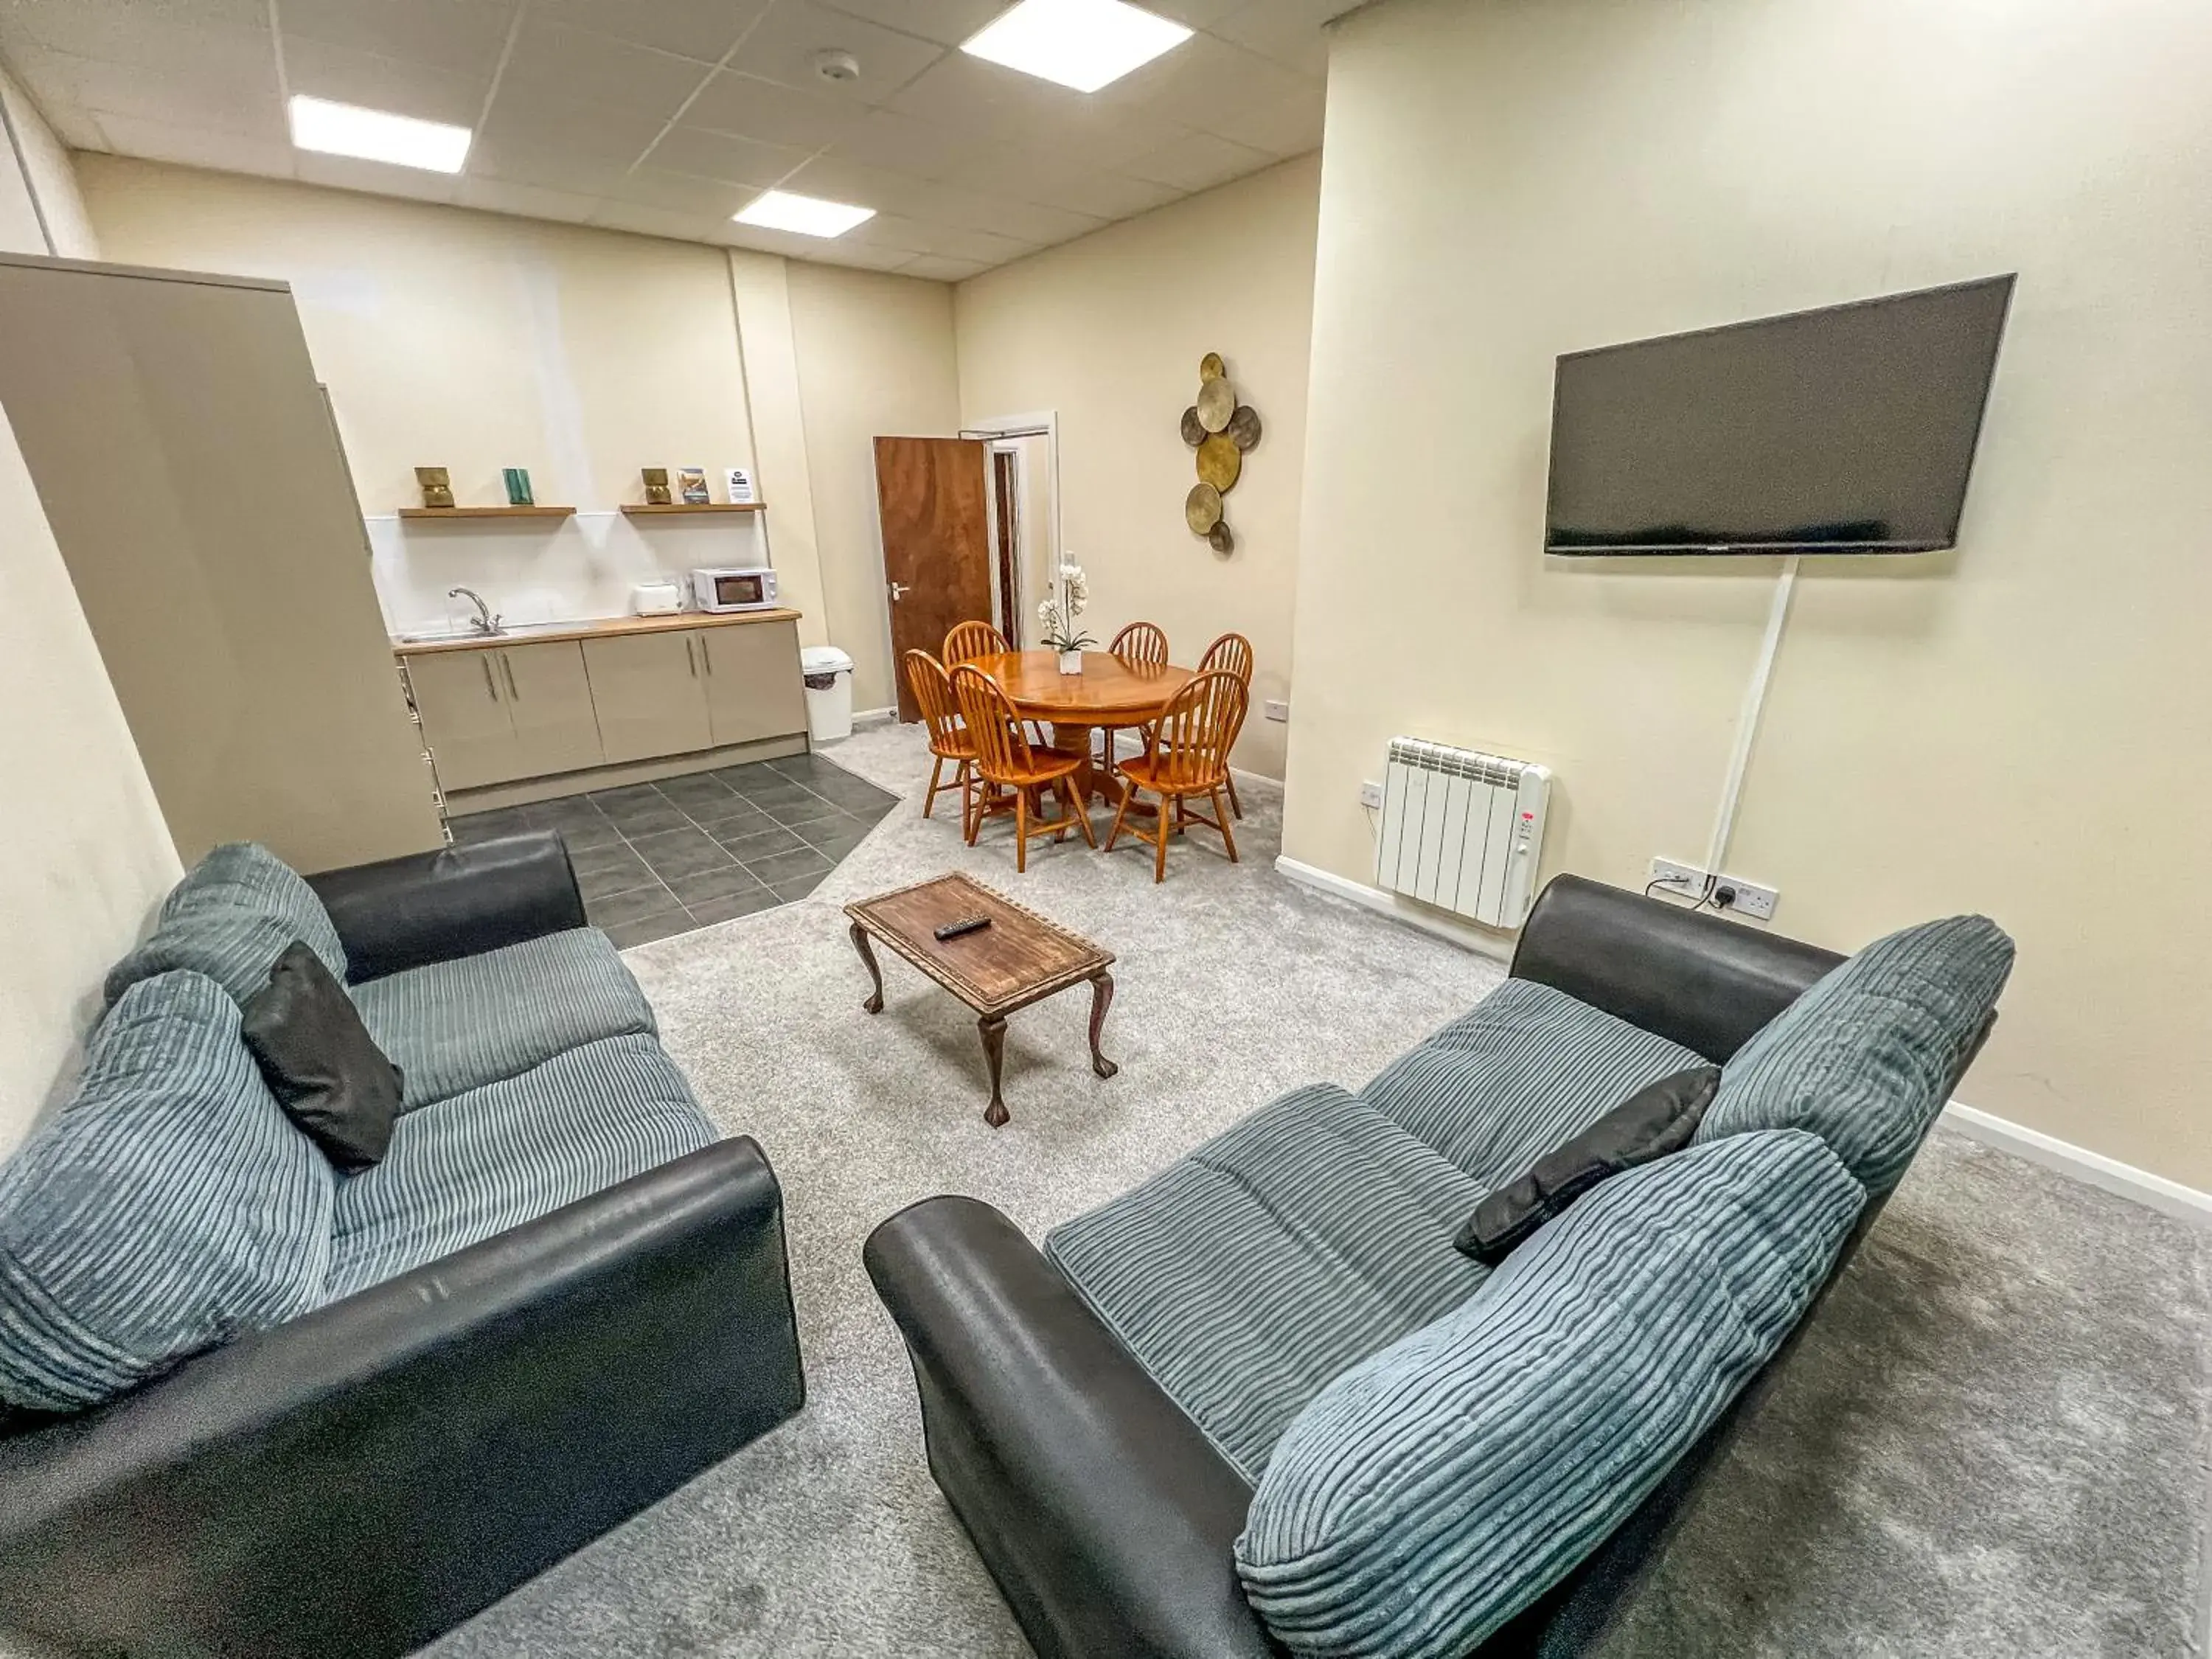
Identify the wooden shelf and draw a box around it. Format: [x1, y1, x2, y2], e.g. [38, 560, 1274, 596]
[620, 502, 765, 515]
[398, 505, 577, 520]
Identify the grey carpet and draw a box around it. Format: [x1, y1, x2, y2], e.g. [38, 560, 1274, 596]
[422, 723, 2209, 1659]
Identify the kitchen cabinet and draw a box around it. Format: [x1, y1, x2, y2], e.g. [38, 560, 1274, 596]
[582, 630, 714, 764]
[498, 640, 604, 779]
[404, 647, 521, 790]
[702, 620, 807, 746]
[406, 639, 603, 788]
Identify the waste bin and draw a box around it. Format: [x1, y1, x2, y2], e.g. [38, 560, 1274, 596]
[799, 644, 855, 743]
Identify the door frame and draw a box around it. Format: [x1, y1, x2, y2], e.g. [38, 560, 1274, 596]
[960, 410, 1062, 650]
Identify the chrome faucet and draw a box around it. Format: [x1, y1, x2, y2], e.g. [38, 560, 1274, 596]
[448, 586, 502, 636]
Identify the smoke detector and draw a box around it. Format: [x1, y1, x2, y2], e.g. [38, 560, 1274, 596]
[813, 49, 861, 83]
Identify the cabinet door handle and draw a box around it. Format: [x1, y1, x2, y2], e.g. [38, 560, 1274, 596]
[701, 635, 713, 675]
[686, 636, 698, 678]
[503, 655, 519, 699]
[481, 656, 498, 702]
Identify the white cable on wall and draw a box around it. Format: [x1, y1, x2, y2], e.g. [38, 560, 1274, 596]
[1704, 553, 1800, 880]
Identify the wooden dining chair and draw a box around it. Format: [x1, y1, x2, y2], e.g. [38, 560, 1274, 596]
[950, 664, 1099, 873]
[1108, 621, 1169, 666]
[943, 619, 1011, 667]
[1197, 631, 1255, 818]
[1106, 669, 1248, 883]
[903, 649, 982, 840]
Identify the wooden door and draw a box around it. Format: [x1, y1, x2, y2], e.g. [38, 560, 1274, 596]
[874, 436, 991, 721]
[404, 650, 518, 790]
[703, 620, 809, 747]
[498, 640, 605, 779]
[582, 631, 712, 763]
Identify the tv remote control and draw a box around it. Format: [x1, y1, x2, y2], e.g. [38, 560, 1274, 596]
[934, 914, 993, 942]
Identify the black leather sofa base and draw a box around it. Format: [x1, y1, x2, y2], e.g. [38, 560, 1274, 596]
[866, 875, 1992, 1659]
[0, 834, 806, 1659]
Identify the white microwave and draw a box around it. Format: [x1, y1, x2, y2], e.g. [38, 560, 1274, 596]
[691, 566, 778, 613]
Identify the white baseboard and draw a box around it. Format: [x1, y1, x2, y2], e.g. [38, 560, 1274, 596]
[1939, 1102, 2212, 1227]
[849, 706, 897, 729]
[1277, 857, 2212, 1228]
[1274, 855, 1514, 963]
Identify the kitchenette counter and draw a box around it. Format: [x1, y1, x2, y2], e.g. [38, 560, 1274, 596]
[392, 607, 804, 655]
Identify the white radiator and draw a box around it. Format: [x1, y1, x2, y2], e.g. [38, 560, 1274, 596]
[1375, 737, 1552, 929]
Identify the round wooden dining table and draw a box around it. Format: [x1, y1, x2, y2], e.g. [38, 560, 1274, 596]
[971, 650, 1193, 809]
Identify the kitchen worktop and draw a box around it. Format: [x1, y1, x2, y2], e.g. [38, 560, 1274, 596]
[392, 608, 803, 655]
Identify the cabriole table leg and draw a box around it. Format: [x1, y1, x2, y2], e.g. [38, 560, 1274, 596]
[849, 922, 886, 1015]
[980, 1015, 1010, 1127]
[1088, 971, 1119, 1079]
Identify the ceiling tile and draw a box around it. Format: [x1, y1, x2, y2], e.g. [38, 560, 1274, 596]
[282, 37, 493, 129]
[682, 71, 864, 150]
[897, 253, 988, 282]
[32, 42, 283, 139]
[611, 167, 761, 218]
[883, 49, 1088, 142]
[588, 198, 731, 240]
[1046, 170, 1185, 220]
[498, 18, 716, 116]
[1093, 32, 1315, 142]
[726, 1, 947, 107]
[78, 112, 296, 178]
[936, 139, 1087, 204]
[1121, 128, 1273, 192]
[812, 0, 1008, 48]
[467, 99, 667, 192]
[714, 219, 862, 260]
[37, 100, 112, 150]
[643, 125, 813, 189]
[1, 0, 269, 64]
[1135, 0, 1244, 28]
[802, 239, 927, 272]
[841, 212, 944, 254]
[456, 176, 608, 225]
[1188, 73, 1324, 156]
[819, 108, 987, 179]
[777, 154, 947, 218]
[1209, 0, 1340, 77]
[295, 150, 464, 204]
[925, 185, 1100, 246]
[276, 0, 518, 79]
[526, 0, 771, 64]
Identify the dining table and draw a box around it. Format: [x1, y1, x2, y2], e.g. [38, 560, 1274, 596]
[971, 649, 1194, 811]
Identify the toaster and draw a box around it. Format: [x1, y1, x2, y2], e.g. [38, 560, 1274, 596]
[630, 581, 685, 616]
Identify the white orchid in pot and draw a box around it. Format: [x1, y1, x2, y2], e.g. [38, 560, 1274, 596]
[1037, 560, 1094, 675]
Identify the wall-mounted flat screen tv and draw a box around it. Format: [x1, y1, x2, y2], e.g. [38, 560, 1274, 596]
[1544, 274, 2014, 554]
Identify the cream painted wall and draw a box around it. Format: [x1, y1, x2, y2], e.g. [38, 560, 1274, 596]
[787, 262, 962, 714]
[1291, 0, 2212, 1184]
[955, 156, 1320, 780]
[0, 88, 178, 1153]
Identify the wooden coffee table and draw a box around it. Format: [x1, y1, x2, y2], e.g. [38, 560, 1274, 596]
[844, 872, 1117, 1127]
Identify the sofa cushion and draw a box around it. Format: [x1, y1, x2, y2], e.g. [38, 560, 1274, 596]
[1361, 978, 1706, 1189]
[349, 928, 658, 1112]
[1696, 914, 2013, 1193]
[105, 843, 347, 1009]
[1045, 1084, 1488, 1480]
[1235, 1130, 1864, 1659]
[325, 1034, 716, 1299]
[0, 973, 335, 1413]
[242, 942, 405, 1171]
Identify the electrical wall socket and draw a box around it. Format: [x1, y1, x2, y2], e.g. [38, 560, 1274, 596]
[1647, 858, 1779, 921]
[1360, 780, 1385, 809]
[1263, 698, 1290, 723]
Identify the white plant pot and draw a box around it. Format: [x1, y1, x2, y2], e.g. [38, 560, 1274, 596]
[1057, 649, 1084, 675]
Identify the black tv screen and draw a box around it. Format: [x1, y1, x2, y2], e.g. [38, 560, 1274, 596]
[1544, 274, 2014, 554]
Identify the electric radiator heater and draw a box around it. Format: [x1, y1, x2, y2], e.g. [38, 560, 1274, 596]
[1375, 737, 1552, 929]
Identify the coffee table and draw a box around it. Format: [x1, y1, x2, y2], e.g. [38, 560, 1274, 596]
[844, 872, 1117, 1127]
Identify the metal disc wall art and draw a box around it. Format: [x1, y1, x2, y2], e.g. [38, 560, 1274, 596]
[1180, 351, 1261, 555]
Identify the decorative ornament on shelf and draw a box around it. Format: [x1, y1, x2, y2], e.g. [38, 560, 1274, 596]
[501, 467, 533, 507]
[1037, 560, 1094, 675]
[414, 466, 454, 509]
[1180, 351, 1260, 554]
[678, 467, 711, 505]
[724, 465, 757, 504]
[641, 467, 672, 506]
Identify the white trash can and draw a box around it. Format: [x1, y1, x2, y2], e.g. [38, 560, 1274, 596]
[799, 644, 856, 743]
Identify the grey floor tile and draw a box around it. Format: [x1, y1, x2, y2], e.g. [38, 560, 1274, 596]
[568, 836, 647, 875]
[603, 911, 697, 949]
[526, 792, 608, 826]
[654, 772, 739, 810]
[628, 825, 737, 880]
[796, 818, 872, 858]
[575, 849, 658, 903]
[742, 846, 834, 886]
[666, 864, 768, 908]
[686, 888, 782, 926]
[585, 883, 684, 929]
[544, 815, 623, 852]
[682, 793, 773, 834]
[599, 800, 689, 836]
[714, 824, 806, 860]
[756, 793, 846, 828]
[450, 805, 532, 841]
[719, 764, 806, 799]
[766, 871, 827, 902]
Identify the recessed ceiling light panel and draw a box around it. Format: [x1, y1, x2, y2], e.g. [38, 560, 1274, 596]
[288, 95, 472, 173]
[961, 0, 1193, 94]
[733, 190, 877, 238]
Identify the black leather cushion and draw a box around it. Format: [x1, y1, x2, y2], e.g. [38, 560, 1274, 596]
[1454, 1065, 1721, 1265]
[240, 942, 403, 1170]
